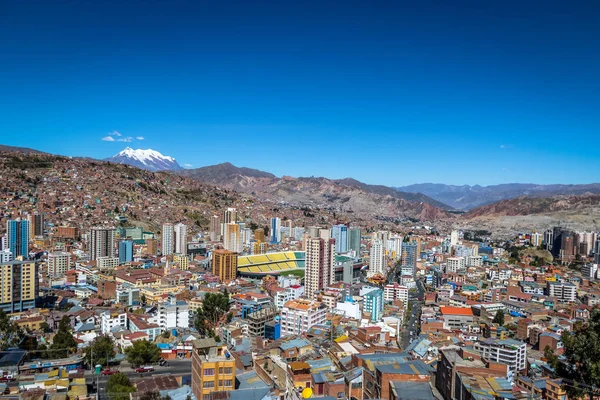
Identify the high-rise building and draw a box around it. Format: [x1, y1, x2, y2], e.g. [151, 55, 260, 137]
[531, 232, 543, 247]
[223, 223, 242, 253]
[387, 236, 403, 259]
[161, 223, 174, 256]
[363, 289, 384, 321]
[347, 228, 361, 255]
[6, 219, 30, 259]
[191, 340, 236, 400]
[174, 223, 188, 255]
[223, 208, 237, 224]
[209, 215, 221, 241]
[401, 242, 418, 269]
[450, 230, 460, 246]
[0, 260, 38, 313]
[89, 227, 116, 260]
[270, 217, 281, 244]
[27, 212, 44, 238]
[48, 252, 70, 277]
[212, 249, 238, 282]
[307, 226, 320, 238]
[595, 238, 600, 265]
[368, 239, 385, 277]
[305, 238, 336, 298]
[332, 224, 348, 253]
[146, 239, 157, 256]
[280, 299, 327, 336]
[254, 228, 265, 243]
[284, 220, 294, 240]
[118, 240, 134, 264]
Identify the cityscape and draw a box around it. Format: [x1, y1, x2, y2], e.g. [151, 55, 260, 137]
[1, 1, 600, 400]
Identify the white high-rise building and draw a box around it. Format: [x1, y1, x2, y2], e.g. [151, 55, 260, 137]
[0, 249, 13, 263]
[48, 252, 70, 277]
[224, 223, 243, 253]
[368, 239, 385, 277]
[305, 238, 335, 298]
[162, 223, 174, 256]
[387, 236, 403, 259]
[331, 225, 348, 253]
[89, 227, 115, 260]
[450, 230, 460, 246]
[174, 223, 188, 255]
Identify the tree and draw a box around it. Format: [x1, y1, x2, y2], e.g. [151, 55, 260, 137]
[492, 310, 505, 326]
[124, 340, 161, 367]
[546, 309, 600, 398]
[0, 309, 24, 350]
[84, 335, 116, 367]
[194, 290, 230, 337]
[141, 294, 147, 305]
[39, 322, 51, 333]
[47, 316, 77, 358]
[139, 391, 162, 400]
[106, 372, 136, 400]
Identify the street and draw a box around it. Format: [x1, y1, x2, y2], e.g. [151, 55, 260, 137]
[399, 278, 425, 350]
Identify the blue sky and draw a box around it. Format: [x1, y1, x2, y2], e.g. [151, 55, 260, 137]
[1, 0, 599, 186]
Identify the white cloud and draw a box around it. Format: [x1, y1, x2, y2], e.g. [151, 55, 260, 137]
[108, 131, 122, 137]
[101, 136, 115, 142]
[500, 145, 505, 149]
[184, 163, 193, 168]
[136, 136, 144, 140]
[117, 137, 133, 142]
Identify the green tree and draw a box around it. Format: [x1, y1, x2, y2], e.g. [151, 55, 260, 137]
[0, 309, 24, 350]
[141, 294, 147, 305]
[139, 391, 161, 400]
[106, 372, 136, 400]
[47, 316, 77, 358]
[124, 340, 161, 367]
[194, 290, 230, 337]
[545, 309, 600, 398]
[492, 310, 505, 326]
[39, 322, 51, 333]
[84, 335, 116, 367]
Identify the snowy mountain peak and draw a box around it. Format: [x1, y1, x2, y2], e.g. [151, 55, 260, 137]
[105, 148, 182, 172]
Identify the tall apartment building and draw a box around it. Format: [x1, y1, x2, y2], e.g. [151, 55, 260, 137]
[161, 223, 174, 256]
[387, 236, 403, 259]
[280, 299, 327, 336]
[48, 252, 70, 277]
[0, 249, 12, 263]
[118, 240, 133, 264]
[401, 242, 418, 269]
[223, 208, 237, 225]
[7, 219, 30, 259]
[347, 228, 361, 255]
[305, 237, 335, 298]
[223, 223, 242, 253]
[270, 217, 281, 244]
[146, 239, 157, 256]
[531, 232, 543, 247]
[582, 263, 598, 280]
[89, 227, 115, 260]
[209, 215, 221, 241]
[0, 260, 38, 312]
[368, 239, 385, 277]
[363, 289, 384, 321]
[473, 338, 526, 374]
[174, 223, 188, 255]
[254, 228, 265, 243]
[547, 281, 577, 302]
[331, 224, 348, 253]
[384, 283, 408, 305]
[212, 249, 237, 282]
[446, 257, 466, 273]
[27, 212, 44, 238]
[191, 339, 236, 400]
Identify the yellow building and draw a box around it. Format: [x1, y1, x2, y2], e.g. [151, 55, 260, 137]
[212, 249, 237, 282]
[0, 260, 38, 313]
[191, 339, 236, 400]
[173, 254, 189, 270]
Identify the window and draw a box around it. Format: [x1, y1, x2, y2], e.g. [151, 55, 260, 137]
[204, 368, 215, 376]
[224, 367, 232, 374]
[219, 367, 223, 373]
[224, 380, 233, 387]
[203, 381, 215, 388]
[203, 395, 211, 400]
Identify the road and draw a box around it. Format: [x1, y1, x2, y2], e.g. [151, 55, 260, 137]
[89, 359, 192, 399]
[399, 278, 426, 350]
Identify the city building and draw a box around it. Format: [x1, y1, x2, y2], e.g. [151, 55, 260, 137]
[223, 223, 242, 253]
[158, 296, 190, 329]
[331, 224, 348, 253]
[209, 215, 221, 241]
[161, 223, 174, 256]
[97, 256, 119, 270]
[212, 249, 237, 282]
[191, 339, 236, 400]
[347, 227, 361, 254]
[384, 283, 408, 305]
[440, 306, 474, 329]
[368, 239, 385, 277]
[401, 242, 418, 269]
[101, 310, 128, 334]
[270, 217, 281, 244]
[174, 223, 188, 255]
[280, 299, 327, 336]
[6, 218, 30, 259]
[48, 252, 70, 277]
[305, 237, 335, 298]
[582, 263, 598, 280]
[547, 282, 577, 302]
[446, 257, 466, 273]
[0, 249, 12, 263]
[0, 260, 38, 313]
[363, 288, 384, 321]
[473, 338, 527, 374]
[89, 227, 116, 260]
[27, 211, 44, 238]
[118, 240, 133, 264]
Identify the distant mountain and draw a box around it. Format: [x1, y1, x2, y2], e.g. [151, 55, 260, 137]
[0, 144, 46, 154]
[105, 147, 182, 172]
[176, 164, 452, 221]
[396, 183, 600, 210]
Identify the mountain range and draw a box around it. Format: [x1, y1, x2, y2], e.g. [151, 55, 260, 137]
[104, 147, 182, 172]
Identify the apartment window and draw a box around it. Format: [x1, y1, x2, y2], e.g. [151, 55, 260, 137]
[203, 381, 215, 388]
[203, 395, 211, 400]
[219, 367, 223, 373]
[224, 379, 233, 387]
[204, 368, 215, 376]
[224, 367, 232, 374]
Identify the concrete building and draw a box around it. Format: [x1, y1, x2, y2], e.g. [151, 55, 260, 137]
[368, 239, 385, 278]
[0, 260, 38, 313]
[101, 310, 128, 335]
[363, 289, 384, 322]
[212, 249, 237, 282]
[209, 215, 221, 242]
[0, 249, 12, 263]
[89, 227, 115, 260]
[401, 242, 418, 269]
[97, 256, 119, 270]
[191, 339, 236, 400]
[547, 282, 577, 302]
[280, 299, 327, 336]
[582, 263, 598, 280]
[6, 219, 30, 259]
[223, 223, 242, 253]
[440, 306, 474, 329]
[275, 285, 304, 309]
[384, 283, 408, 305]
[27, 212, 44, 238]
[158, 296, 190, 329]
[331, 224, 348, 253]
[473, 338, 527, 374]
[305, 237, 335, 298]
[174, 223, 188, 255]
[347, 228, 361, 254]
[161, 223, 174, 256]
[446, 257, 466, 273]
[118, 240, 133, 264]
[48, 252, 70, 277]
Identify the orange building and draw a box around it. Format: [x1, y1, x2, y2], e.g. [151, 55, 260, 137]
[212, 249, 237, 282]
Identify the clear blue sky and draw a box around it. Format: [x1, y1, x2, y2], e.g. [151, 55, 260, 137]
[1, 0, 599, 186]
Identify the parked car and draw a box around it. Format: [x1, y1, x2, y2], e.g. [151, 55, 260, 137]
[101, 369, 117, 376]
[135, 366, 154, 373]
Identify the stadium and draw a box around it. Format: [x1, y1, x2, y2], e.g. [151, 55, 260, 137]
[237, 251, 305, 278]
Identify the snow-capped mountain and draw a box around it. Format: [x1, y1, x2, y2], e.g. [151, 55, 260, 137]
[104, 147, 183, 172]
